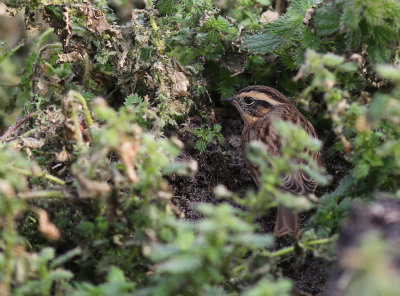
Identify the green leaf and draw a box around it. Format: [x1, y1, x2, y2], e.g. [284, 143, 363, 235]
[48, 269, 74, 282]
[338, 62, 358, 72]
[367, 45, 392, 64]
[367, 94, 389, 122]
[322, 53, 344, 67]
[213, 124, 222, 133]
[255, 0, 271, 5]
[107, 267, 126, 283]
[0, 42, 23, 64]
[50, 248, 82, 268]
[157, 255, 202, 273]
[243, 278, 292, 296]
[194, 140, 207, 152]
[376, 65, 400, 83]
[313, 4, 341, 36]
[156, 0, 177, 15]
[245, 33, 284, 54]
[352, 161, 370, 179]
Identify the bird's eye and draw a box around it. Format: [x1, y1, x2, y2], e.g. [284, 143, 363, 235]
[243, 97, 255, 105]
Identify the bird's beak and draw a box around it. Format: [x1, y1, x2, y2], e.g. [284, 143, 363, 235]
[220, 96, 234, 103]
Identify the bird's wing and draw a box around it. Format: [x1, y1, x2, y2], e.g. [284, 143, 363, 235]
[250, 112, 319, 195]
[281, 169, 317, 195]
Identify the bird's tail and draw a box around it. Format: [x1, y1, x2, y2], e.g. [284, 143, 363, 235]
[274, 206, 299, 237]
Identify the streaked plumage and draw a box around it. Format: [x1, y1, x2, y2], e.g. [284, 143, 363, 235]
[224, 85, 320, 237]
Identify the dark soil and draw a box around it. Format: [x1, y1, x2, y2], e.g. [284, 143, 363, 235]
[168, 104, 352, 295]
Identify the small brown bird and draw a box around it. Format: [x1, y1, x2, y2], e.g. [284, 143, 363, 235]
[222, 85, 320, 237]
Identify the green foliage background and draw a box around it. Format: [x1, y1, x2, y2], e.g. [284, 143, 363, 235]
[0, 0, 400, 295]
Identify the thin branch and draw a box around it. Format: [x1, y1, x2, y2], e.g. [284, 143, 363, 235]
[83, 52, 90, 91]
[18, 190, 64, 199]
[31, 42, 62, 94]
[68, 90, 94, 127]
[11, 167, 66, 186]
[263, 237, 333, 258]
[0, 82, 21, 87]
[0, 112, 38, 143]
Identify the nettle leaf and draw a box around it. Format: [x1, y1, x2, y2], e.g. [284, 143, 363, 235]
[376, 65, 400, 83]
[367, 45, 392, 64]
[313, 4, 341, 36]
[195, 140, 207, 152]
[352, 161, 370, 180]
[156, 0, 177, 15]
[158, 255, 202, 273]
[245, 33, 284, 54]
[265, 0, 321, 40]
[291, 0, 321, 13]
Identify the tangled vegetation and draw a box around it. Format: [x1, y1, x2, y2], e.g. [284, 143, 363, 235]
[1, 0, 400, 295]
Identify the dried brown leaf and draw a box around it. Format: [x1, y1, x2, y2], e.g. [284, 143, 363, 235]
[117, 137, 141, 183]
[58, 51, 83, 63]
[21, 137, 45, 149]
[38, 209, 61, 241]
[260, 10, 279, 24]
[167, 67, 190, 97]
[76, 172, 111, 198]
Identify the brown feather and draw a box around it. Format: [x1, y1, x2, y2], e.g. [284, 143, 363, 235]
[231, 85, 320, 237]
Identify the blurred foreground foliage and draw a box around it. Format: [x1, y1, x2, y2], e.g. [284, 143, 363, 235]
[1, 0, 400, 295]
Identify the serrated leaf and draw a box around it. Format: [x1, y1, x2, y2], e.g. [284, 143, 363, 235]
[338, 62, 358, 72]
[194, 140, 207, 152]
[107, 267, 126, 283]
[376, 65, 400, 82]
[291, 0, 321, 14]
[157, 255, 202, 273]
[367, 45, 392, 64]
[322, 53, 344, 67]
[48, 269, 74, 281]
[156, 0, 177, 15]
[352, 161, 370, 180]
[313, 4, 341, 36]
[245, 33, 284, 54]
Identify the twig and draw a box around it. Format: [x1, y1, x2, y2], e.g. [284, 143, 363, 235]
[71, 106, 84, 148]
[263, 237, 333, 258]
[0, 82, 21, 87]
[3, 203, 14, 295]
[0, 112, 38, 143]
[11, 167, 66, 186]
[18, 190, 64, 199]
[68, 90, 94, 127]
[31, 41, 62, 94]
[83, 52, 90, 91]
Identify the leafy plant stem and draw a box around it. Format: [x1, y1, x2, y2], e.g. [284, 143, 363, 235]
[18, 190, 64, 199]
[263, 237, 333, 258]
[2, 198, 14, 296]
[0, 112, 38, 143]
[10, 167, 66, 186]
[83, 52, 90, 91]
[142, 10, 164, 54]
[68, 90, 94, 127]
[71, 105, 84, 150]
[221, 246, 239, 276]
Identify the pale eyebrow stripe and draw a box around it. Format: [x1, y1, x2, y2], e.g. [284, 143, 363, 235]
[237, 91, 281, 105]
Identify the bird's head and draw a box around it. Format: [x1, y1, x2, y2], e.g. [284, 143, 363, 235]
[221, 85, 292, 127]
